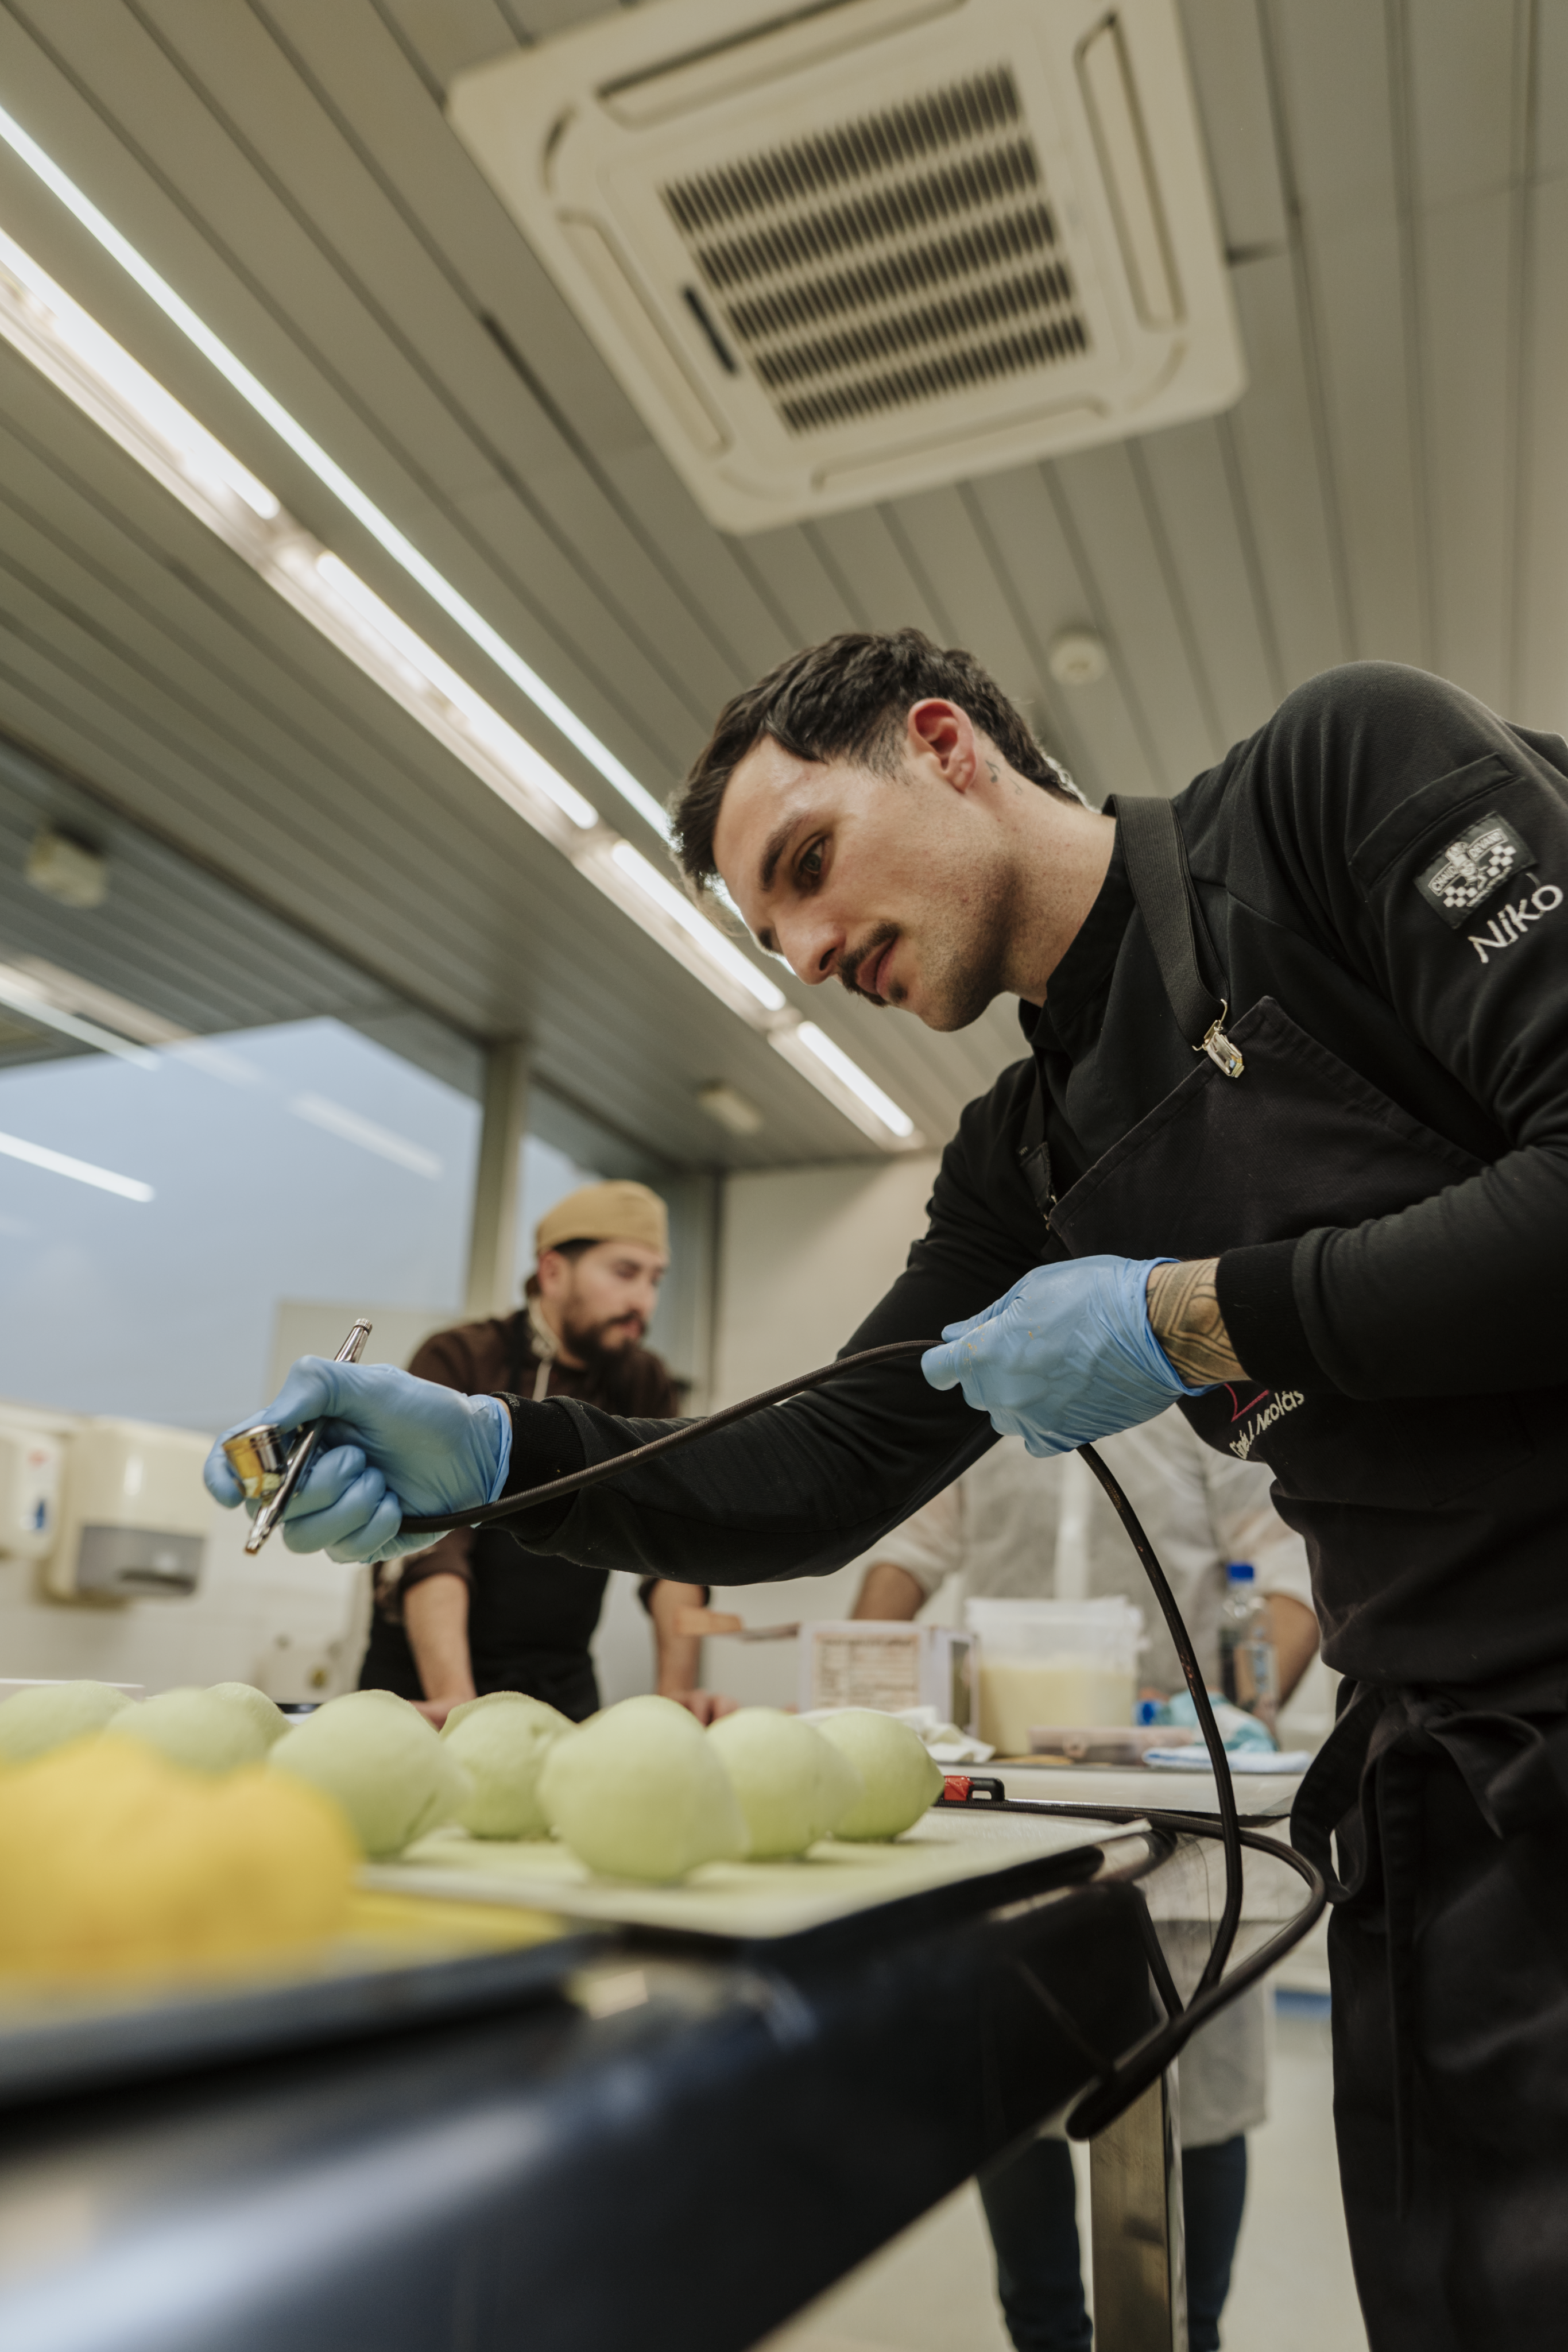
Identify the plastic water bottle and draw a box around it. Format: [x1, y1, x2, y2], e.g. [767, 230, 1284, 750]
[1218, 1562, 1279, 1738]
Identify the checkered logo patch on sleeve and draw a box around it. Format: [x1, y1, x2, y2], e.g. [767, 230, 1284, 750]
[1415, 811, 1532, 927]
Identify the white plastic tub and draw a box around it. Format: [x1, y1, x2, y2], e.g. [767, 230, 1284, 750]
[965, 1597, 1144, 1755]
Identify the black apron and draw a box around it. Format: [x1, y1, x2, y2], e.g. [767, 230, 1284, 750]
[1032, 798, 1568, 2351]
[359, 1547, 607, 1721]
[462, 1518, 607, 1722]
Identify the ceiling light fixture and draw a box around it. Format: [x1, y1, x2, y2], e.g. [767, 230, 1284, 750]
[308, 554, 598, 834]
[3, 956, 189, 1047]
[0, 219, 278, 527]
[0, 961, 157, 1067]
[599, 841, 786, 1013]
[771, 1022, 916, 1143]
[0, 100, 668, 841]
[695, 1081, 763, 1138]
[24, 827, 108, 908]
[1047, 629, 1109, 687]
[0, 134, 919, 1150]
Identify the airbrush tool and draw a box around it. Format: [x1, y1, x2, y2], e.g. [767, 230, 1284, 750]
[222, 1319, 372, 1556]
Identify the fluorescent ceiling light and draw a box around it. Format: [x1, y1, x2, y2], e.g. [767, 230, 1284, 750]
[0, 961, 158, 1066]
[771, 1022, 916, 1145]
[3, 955, 189, 1046]
[575, 835, 789, 1025]
[791, 1023, 914, 1138]
[0, 1126, 153, 1200]
[290, 1093, 443, 1179]
[311, 554, 598, 832]
[0, 220, 277, 525]
[607, 842, 786, 1011]
[0, 99, 668, 841]
[0, 143, 919, 1154]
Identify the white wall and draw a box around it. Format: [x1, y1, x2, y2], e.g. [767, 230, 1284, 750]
[712, 1155, 940, 1406]
[0, 1297, 442, 1703]
[702, 1155, 941, 1709]
[0, 1487, 365, 1701]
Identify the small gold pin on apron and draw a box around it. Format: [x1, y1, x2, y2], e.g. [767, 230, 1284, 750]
[1200, 1005, 1245, 1079]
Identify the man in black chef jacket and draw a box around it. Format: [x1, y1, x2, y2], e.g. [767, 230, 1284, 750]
[358, 1179, 726, 1725]
[210, 633, 1568, 2352]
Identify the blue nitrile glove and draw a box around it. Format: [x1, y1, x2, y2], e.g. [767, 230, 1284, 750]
[1162, 1692, 1277, 1753]
[920, 1256, 1211, 1457]
[205, 1359, 512, 1565]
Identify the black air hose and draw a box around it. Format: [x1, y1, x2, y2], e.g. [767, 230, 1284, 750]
[398, 1336, 1325, 2130]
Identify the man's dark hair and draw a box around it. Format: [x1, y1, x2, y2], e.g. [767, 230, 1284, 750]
[671, 627, 1077, 889]
[524, 1235, 594, 1301]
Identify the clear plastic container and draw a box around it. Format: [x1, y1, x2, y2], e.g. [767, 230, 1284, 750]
[965, 1597, 1144, 1754]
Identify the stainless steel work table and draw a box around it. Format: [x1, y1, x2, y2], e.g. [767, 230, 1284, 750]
[0, 1788, 1305, 2352]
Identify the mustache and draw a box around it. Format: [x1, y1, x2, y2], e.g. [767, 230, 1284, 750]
[838, 921, 898, 1003]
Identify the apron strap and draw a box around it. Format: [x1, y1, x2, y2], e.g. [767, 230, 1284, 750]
[1114, 798, 1243, 1076]
[504, 1313, 553, 1406]
[1113, 796, 1224, 1046]
[1015, 798, 1233, 1220]
[1290, 1680, 1387, 1903]
[1016, 1076, 1054, 1217]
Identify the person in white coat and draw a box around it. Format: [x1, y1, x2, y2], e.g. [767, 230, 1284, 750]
[851, 1406, 1319, 2352]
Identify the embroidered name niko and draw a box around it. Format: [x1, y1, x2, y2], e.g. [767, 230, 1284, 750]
[1468, 883, 1563, 964]
[1230, 1390, 1304, 1461]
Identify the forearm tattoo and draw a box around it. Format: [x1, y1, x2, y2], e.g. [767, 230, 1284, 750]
[1145, 1258, 1246, 1384]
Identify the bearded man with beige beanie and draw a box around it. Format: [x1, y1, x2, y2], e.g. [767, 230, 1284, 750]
[358, 1180, 729, 1725]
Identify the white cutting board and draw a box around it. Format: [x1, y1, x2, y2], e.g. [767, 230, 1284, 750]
[362, 1809, 1145, 1940]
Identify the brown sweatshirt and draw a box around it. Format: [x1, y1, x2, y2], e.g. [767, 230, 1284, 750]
[374, 1310, 681, 1618]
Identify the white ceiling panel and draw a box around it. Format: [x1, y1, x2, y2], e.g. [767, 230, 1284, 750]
[1136, 419, 1283, 745]
[1222, 251, 1351, 684]
[960, 465, 1161, 795]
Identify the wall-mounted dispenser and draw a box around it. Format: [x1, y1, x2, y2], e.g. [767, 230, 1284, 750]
[0, 1418, 65, 1562]
[41, 1418, 211, 1603]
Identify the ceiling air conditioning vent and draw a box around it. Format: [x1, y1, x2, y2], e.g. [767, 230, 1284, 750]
[450, 0, 1243, 534]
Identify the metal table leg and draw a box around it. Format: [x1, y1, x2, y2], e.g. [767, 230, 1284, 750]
[1089, 2070, 1186, 2352]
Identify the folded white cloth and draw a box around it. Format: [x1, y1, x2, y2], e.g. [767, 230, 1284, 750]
[894, 1705, 995, 1766]
[1144, 1747, 1313, 1773]
[803, 1703, 995, 1766]
[927, 1731, 996, 1765]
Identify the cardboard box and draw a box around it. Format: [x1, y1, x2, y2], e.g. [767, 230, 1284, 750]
[799, 1620, 977, 1734]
